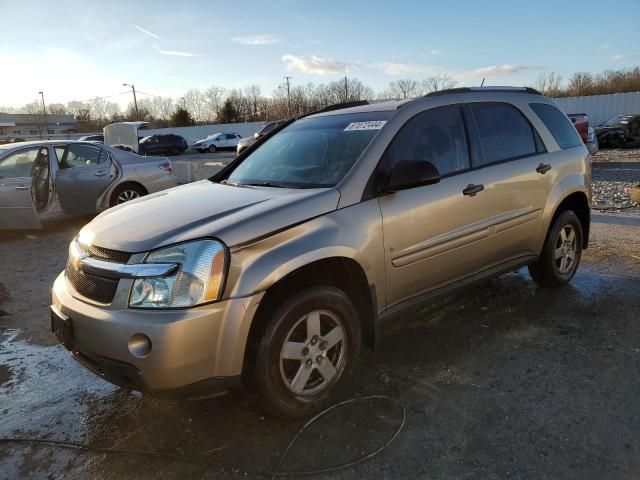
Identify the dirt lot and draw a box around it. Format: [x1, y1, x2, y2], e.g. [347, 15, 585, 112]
[1, 161, 639, 479]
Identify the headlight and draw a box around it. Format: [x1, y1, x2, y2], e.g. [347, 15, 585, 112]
[129, 239, 226, 309]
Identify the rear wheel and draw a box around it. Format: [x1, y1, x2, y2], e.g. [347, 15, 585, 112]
[528, 210, 583, 288]
[248, 286, 361, 419]
[169, 146, 181, 156]
[109, 183, 146, 207]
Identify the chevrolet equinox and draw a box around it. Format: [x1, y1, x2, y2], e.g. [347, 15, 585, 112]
[51, 87, 591, 418]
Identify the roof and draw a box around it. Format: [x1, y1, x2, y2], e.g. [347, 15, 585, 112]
[306, 99, 411, 118]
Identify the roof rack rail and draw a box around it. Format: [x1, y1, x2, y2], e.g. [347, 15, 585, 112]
[314, 100, 369, 113]
[424, 86, 542, 97]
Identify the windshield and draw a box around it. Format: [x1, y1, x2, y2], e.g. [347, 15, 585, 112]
[226, 111, 391, 188]
[602, 115, 633, 127]
[206, 134, 220, 139]
[139, 136, 153, 143]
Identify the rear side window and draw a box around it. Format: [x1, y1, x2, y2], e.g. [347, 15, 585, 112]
[530, 103, 583, 149]
[471, 103, 541, 165]
[385, 106, 470, 177]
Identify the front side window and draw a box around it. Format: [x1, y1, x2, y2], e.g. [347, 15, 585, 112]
[227, 111, 392, 188]
[471, 103, 540, 164]
[384, 106, 470, 177]
[530, 103, 584, 149]
[60, 144, 104, 169]
[0, 147, 42, 178]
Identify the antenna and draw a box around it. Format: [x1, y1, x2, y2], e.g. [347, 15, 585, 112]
[480, 77, 486, 87]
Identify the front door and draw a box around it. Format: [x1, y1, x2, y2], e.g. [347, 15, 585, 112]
[378, 105, 493, 307]
[0, 146, 45, 229]
[55, 143, 112, 215]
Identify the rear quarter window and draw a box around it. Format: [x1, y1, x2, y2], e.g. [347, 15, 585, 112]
[530, 103, 583, 149]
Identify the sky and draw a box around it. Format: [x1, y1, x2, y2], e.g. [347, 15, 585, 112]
[1, 0, 639, 109]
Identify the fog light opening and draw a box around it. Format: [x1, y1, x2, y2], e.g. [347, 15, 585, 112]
[128, 333, 152, 358]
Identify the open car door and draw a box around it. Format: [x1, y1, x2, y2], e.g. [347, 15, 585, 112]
[0, 146, 45, 229]
[55, 144, 113, 215]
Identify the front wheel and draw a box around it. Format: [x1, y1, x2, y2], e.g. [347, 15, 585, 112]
[248, 286, 361, 419]
[528, 210, 583, 288]
[208, 144, 217, 153]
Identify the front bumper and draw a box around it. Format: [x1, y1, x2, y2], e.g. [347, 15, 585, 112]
[51, 271, 263, 397]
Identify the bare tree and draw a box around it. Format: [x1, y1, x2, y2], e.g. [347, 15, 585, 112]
[204, 86, 226, 121]
[47, 103, 67, 115]
[567, 72, 596, 97]
[244, 85, 261, 118]
[388, 79, 419, 99]
[105, 102, 122, 121]
[183, 88, 206, 123]
[90, 97, 108, 122]
[67, 100, 92, 121]
[151, 97, 174, 120]
[421, 74, 457, 94]
[533, 72, 563, 97]
[23, 100, 45, 134]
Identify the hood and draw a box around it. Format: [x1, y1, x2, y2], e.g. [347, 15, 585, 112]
[79, 180, 340, 253]
[594, 125, 623, 134]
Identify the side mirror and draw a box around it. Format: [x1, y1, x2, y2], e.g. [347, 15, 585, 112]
[253, 132, 261, 139]
[381, 160, 440, 192]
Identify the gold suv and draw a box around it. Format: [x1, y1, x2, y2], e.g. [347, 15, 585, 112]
[51, 87, 591, 418]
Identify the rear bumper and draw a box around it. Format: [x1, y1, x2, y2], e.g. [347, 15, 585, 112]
[51, 271, 263, 396]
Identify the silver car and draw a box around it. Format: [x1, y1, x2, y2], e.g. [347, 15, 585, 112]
[51, 87, 591, 418]
[0, 140, 178, 229]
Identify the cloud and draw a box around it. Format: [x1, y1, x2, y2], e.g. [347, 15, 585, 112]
[598, 43, 611, 51]
[130, 24, 162, 40]
[282, 54, 360, 75]
[153, 44, 197, 57]
[463, 64, 543, 77]
[232, 34, 280, 45]
[373, 62, 440, 76]
[429, 49, 442, 56]
[612, 53, 625, 60]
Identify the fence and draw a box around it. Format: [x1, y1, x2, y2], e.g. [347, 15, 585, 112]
[555, 92, 640, 126]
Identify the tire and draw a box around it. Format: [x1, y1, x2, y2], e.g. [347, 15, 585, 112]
[248, 286, 361, 419]
[109, 183, 146, 207]
[208, 145, 217, 153]
[528, 210, 583, 288]
[169, 147, 181, 156]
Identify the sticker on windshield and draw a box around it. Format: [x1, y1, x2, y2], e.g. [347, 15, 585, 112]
[344, 121, 387, 131]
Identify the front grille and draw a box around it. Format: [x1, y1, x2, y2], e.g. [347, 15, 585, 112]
[66, 260, 119, 304]
[84, 245, 132, 264]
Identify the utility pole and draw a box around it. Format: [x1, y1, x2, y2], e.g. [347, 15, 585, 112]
[123, 83, 139, 120]
[344, 76, 348, 101]
[284, 76, 292, 117]
[38, 91, 47, 137]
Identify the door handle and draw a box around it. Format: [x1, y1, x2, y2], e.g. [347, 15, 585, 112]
[94, 171, 109, 177]
[536, 163, 552, 174]
[463, 184, 484, 196]
[15, 186, 29, 191]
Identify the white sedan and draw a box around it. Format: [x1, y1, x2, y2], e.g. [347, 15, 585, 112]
[193, 133, 242, 153]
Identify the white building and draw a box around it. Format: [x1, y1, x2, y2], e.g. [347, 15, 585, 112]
[0, 112, 77, 140]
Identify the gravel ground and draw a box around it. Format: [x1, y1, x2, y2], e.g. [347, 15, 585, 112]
[591, 148, 640, 211]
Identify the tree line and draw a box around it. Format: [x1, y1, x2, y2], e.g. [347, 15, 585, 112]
[2, 67, 639, 131]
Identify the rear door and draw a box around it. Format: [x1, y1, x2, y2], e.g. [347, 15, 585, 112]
[55, 143, 112, 215]
[466, 102, 554, 264]
[0, 146, 44, 229]
[378, 105, 492, 306]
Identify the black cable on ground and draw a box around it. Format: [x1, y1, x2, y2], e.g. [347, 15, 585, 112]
[0, 395, 406, 478]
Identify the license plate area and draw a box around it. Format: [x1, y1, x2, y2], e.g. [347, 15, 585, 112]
[51, 306, 74, 351]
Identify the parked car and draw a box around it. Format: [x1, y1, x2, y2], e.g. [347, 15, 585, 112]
[567, 113, 598, 155]
[0, 140, 178, 229]
[0, 137, 26, 145]
[594, 113, 640, 148]
[78, 134, 104, 142]
[138, 134, 188, 156]
[51, 87, 591, 418]
[236, 121, 284, 154]
[586, 126, 599, 155]
[567, 113, 589, 143]
[194, 133, 242, 153]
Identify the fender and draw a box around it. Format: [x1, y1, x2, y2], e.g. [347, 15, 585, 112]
[536, 172, 590, 251]
[226, 200, 386, 312]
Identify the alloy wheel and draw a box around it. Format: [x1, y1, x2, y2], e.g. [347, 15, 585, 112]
[279, 310, 347, 396]
[555, 224, 577, 274]
[116, 189, 141, 204]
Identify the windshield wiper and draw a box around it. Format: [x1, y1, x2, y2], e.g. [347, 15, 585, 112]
[240, 181, 289, 188]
